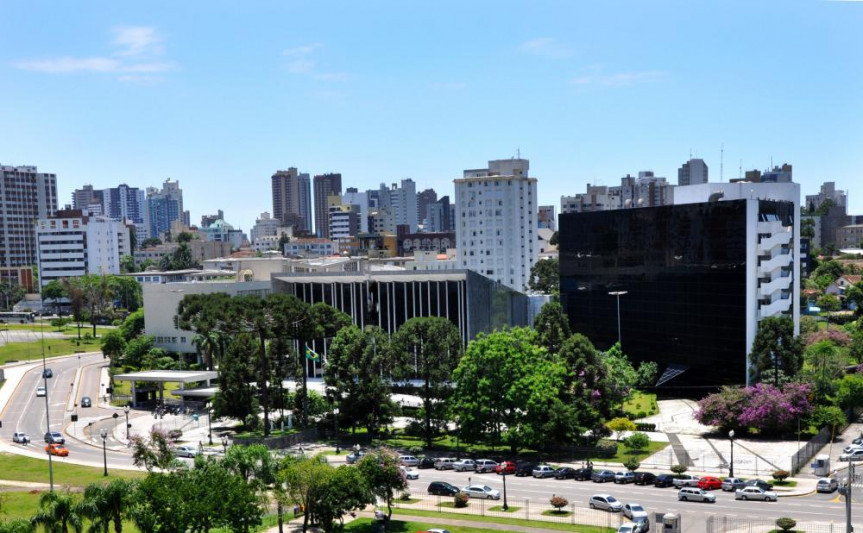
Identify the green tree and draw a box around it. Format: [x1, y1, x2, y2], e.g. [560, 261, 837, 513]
[119, 255, 137, 274]
[283, 456, 332, 533]
[110, 277, 142, 312]
[129, 472, 189, 533]
[0, 282, 24, 311]
[749, 316, 804, 383]
[192, 331, 228, 371]
[806, 405, 846, 432]
[526, 257, 559, 294]
[557, 333, 613, 437]
[533, 301, 571, 355]
[390, 317, 462, 448]
[100, 330, 126, 365]
[78, 479, 137, 533]
[599, 343, 639, 406]
[316, 466, 373, 533]
[356, 449, 407, 522]
[213, 333, 259, 423]
[802, 340, 846, 401]
[122, 336, 154, 369]
[0, 520, 34, 533]
[624, 432, 650, 450]
[816, 293, 841, 312]
[186, 458, 262, 533]
[846, 282, 863, 318]
[812, 258, 844, 281]
[119, 310, 145, 341]
[837, 373, 863, 410]
[130, 428, 180, 472]
[635, 361, 659, 388]
[61, 277, 85, 339]
[606, 417, 636, 441]
[139, 238, 162, 248]
[41, 280, 67, 315]
[31, 491, 84, 533]
[80, 274, 113, 337]
[176, 231, 194, 243]
[297, 302, 352, 425]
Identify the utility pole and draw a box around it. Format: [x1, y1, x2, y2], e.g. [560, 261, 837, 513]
[847, 460, 854, 533]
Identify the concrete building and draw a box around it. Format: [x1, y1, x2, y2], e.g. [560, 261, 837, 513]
[342, 188, 370, 234]
[313, 173, 342, 238]
[272, 168, 312, 232]
[198, 218, 245, 249]
[36, 209, 132, 289]
[427, 196, 453, 232]
[617, 172, 674, 208]
[733, 164, 793, 184]
[146, 179, 188, 241]
[0, 164, 58, 270]
[284, 238, 336, 258]
[72, 185, 104, 214]
[376, 179, 419, 233]
[328, 202, 361, 241]
[837, 225, 863, 248]
[105, 184, 147, 242]
[561, 185, 612, 214]
[455, 158, 538, 291]
[677, 158, 708, 186]
[538, 205, 556, 231]
[417, 188, 438, 227]
[805, 181, 848, 213]
[398, 230, 455, 256]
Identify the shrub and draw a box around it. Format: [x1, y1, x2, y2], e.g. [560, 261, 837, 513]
[453, 492, 469, 508]
[606, 417, 636, 441]
[635, 423, 656, 432]
[775, 517, 797, 531]
[399, 492, 411, 501]
[636, 410, 647, 419]
[670, 464, 688, 475]
[595, 442, 618, 458]
[624, 432, 650, 450]
[549, 495, 568, 511]
[772, 470, 790, 481]
[623, 458, 640, 472]
[403, 420, 424, 437]
[167, 429, 182, 441]
[409, 446, 423, 456]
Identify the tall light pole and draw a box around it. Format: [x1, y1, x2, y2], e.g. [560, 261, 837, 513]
[207, 404, 213, 445]
[40, 319, 54, 491]
[608, 291, 628, 349]
[501, 469, 509, 511]
[728, 429, 735, 478]
[100, 429, 108, 476]
[222, 435, 229, 455]
[333, 407, 340, 454]
[124, 405, 130, 441]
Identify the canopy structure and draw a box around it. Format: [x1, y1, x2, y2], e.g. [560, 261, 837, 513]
[113, 370, 219, 407]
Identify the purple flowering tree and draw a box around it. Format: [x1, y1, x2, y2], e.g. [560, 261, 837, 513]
[695, 386, 751, 432]
[738, 383, 813, 436]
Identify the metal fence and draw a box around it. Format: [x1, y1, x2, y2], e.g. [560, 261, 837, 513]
[706, 515, 861, 533]
[791, 425, 833, 475]
[634, 447, 791, 477]
[391, 495, 627, 530]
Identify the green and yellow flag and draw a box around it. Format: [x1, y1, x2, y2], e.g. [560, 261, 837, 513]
[305, 345, 320, 361]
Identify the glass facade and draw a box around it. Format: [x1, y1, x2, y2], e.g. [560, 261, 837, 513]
[559, 200, 751, 388]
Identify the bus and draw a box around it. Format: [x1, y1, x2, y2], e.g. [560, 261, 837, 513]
[0, 312, 35, 323]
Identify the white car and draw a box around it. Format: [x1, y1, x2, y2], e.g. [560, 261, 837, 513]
[399, 455, 419, 467]
[453, 459, 477, 472]
[677, 487, 715, 503]
[735, 487, 777, 501]
[173, 445, 200, 458]
[461, 484, 501, 500]
[474, 459, 499, 473]
[839, 449, 863, 462]
[816, 478, 838, 493]
[623, 503, 649, 524]
[842, 444, 863, 454]
[589, 494, 623, 512]
[618, 522, 647, 533]
[399, 466, 420, 480]
[36, 386, 47, 397]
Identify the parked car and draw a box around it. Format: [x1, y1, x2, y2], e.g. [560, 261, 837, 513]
[42, 368, 53, 379]
[400, 466, 420, 480]
[515, 462, 538, 477]
[614, 472, 635, 484]
[399, 455, 420, 467]
[173, 445, 200, 458]
[672, 474, 701, 488]
[851, 436, 863, 446]
[346, 450, 366, 464]
[745, 479, 774, 491]
[842, 444, 863, 454]
[816, 477, 838, 493]
[496, 461, 516, 475]
[475, 459, 499, 473]
[434, 458, 457, 470]
[654, 474, 676, 488]
[427, 481, 459, 496]
[45, 443, 69, 457]
[574, 467, 594, 480]
[589, 494, 622, 512]
[735, 487, 777, 501]
[533, 465, 556, 478]
[623, 503, 649, 524]
[633, 472, 656, 486]
[592, 470, 616, 483]
[44, 431, 64, 444]
[453, 459, 477, 472]
[617, 522, 648, 533]
[36, 386, 47, 397]
[554, 467, 577, 480]
[677, 487, 716, 503]
[839, 449, 863, 462]
[461, 484, 501, 500]
[417, 457, 436, 469]
[697, 476, 723, 490]
[721, 477, 747, 492]
[12, 432, 30, 444]
[80, 396, 92, 408]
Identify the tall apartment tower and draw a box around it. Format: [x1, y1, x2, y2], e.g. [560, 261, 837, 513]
[105, 184, 146, 243]
[271, 168, 312, 232]
[455, 158, 538, 291]
[146, 178, 185, 240]
[72, 185, 104, 214]
[427, 196, 453, 232]
[0, 164, 58, 268]
[678, 158, 708, 186]
[417, 188, 438, 227]
[313, 173, 342, 238]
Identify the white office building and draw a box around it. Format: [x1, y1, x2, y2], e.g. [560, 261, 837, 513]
[455, 158, 538, 291]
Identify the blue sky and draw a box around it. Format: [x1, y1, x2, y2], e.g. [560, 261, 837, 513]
[2, 1, 862, 232]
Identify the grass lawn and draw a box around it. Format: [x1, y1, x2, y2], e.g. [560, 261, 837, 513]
[345, 517, 522, 533]
[391, 509, 615, 532]
[773, 480, 798, 488]
[603, 440, 668, 463]
[623, 391, 658, 418]
[0, 453, 143, 487]
[488, 505, 520, 513]
[0, 329, 108, 364]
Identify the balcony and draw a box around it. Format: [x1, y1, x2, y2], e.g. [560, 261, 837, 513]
[757, 230, 792, 255]
[758, 253, 793, 276]
[759, 275, 793, 298]
[759, 297, 792, 319]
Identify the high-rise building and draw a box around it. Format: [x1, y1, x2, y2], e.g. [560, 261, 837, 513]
[342, 188, 370, 234]
[0, 164, 58, 269]
[36, 209, 131, 289]
[427, 196, 453, 232]
[72, 185, 104, 214]
[200, 210, 224, 229]
[329, 201, 361, 241]
[313, 173, 342, 238]
[104, 184, 146, 242]
[387, 179, 418, 233]
[455, 158, 538, 291]
[538, 205, 556, 231]
[805, 181, 847, 213]
[617, 172, 674, 208]
[417, 188, 438, 227]
[146, 179, 186, 241]
[561, 185, 611, 214]
[271, 168, 312, 232]
[677, 158, 708, 186]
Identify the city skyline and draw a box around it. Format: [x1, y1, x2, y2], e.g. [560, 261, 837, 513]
[2, 1, 862, 231]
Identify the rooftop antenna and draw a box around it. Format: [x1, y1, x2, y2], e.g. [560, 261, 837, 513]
[517, 148, 521, 159]
[739, 160, 742, 180]
[720, 144, 724, 182]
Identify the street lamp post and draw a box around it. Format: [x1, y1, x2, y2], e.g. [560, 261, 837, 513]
[100, 429, 108, 476]
[455, 417, 461, 460]
[124, 405, 130, 442]
[208, 405, 213, 445]
[501, 470, 509, 511]
[222, 435, 229, 455]
[333, 408, 340, 454]
[608, 291, 628, 349]
[728, 429, 735, 478]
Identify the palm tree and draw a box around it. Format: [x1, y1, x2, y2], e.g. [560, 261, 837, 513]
[78, 479, 137, 533]
[192, 331, 226, 371]
[31, 491, 84, 533]
[60, 278, 85, 339]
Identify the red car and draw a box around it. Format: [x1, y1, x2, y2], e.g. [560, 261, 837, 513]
[496, 461, 516, 475]
[697, 476, 722, 490]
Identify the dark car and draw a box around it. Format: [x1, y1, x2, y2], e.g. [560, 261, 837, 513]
[654, 474, 676, 488]
[515, 462, 538, 477]
[80, 396, 92, 408]
[573, 467, 594, 481]
[44, 431, 64, 445]
[417, 457, 436, 469]
[42, 368, 53, 379]
[591, 470, 616, 483]
[554, 467, 577, 479]
[746, 479, 773, 491]
[427, 481, 459, 496]
[633, 472, 657, 485]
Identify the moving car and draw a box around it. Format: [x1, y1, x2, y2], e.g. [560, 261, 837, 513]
[589, 494, 622, 512]
[839, 449, 863, 462]
[697, 476, 722, 490]
[633, 472, 656, 485]
[554, 467, 577, 480]
[346, 450, 366, 464]
[532, 465, 556, 478]
[816, 478, 838, 493]
[721, 477, 746, 492]
[80, 396, 92, 408]
[36, 386, 47, 397]
[399, 455, 419, 467]
[592, 470, 616, 483]
[672, 474, 701, 488]
[44, 431, 64, 444]
[12, 432, 30, 444]
[474, 459, 498, 473]
[434, 457, 457, 470]
[614, 472, 635, 484]
[45, 443, 69, 457]
[42, 368, 53, 379]
[677, 487, 715, 503]
[654, 474, 676, 488]
[623, 503, 649, 524]
[745, 479, 774, 491]
[427, 481, 459, 496]
[515, 462, 538, 477]
[400, 466, 420, 480]
[461, 484, 501, 500]
[172, 445, 200, 458]
[452, 459, 477, 472]
[735, 487, 777, 501]
[574, 467, 594, 481]
[496, 461, 516, 475]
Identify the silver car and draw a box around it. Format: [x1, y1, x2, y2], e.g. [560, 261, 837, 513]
[453, 459, 477, 472]
[735, 486, 777, 501]
[461, 484, 501, 500]
[677, 487, 716, 503]
[623, 503, 649, 524]
[589, 494, 623, 512]
[721, 477, 746, 491]
[816, 478, 838, 493]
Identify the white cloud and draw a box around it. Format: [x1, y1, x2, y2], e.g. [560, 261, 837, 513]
[571, 70, 665, 86]
[13, 26, 175, 81]
[518, 38, 573, 59]
[282, 43, 347, 80]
